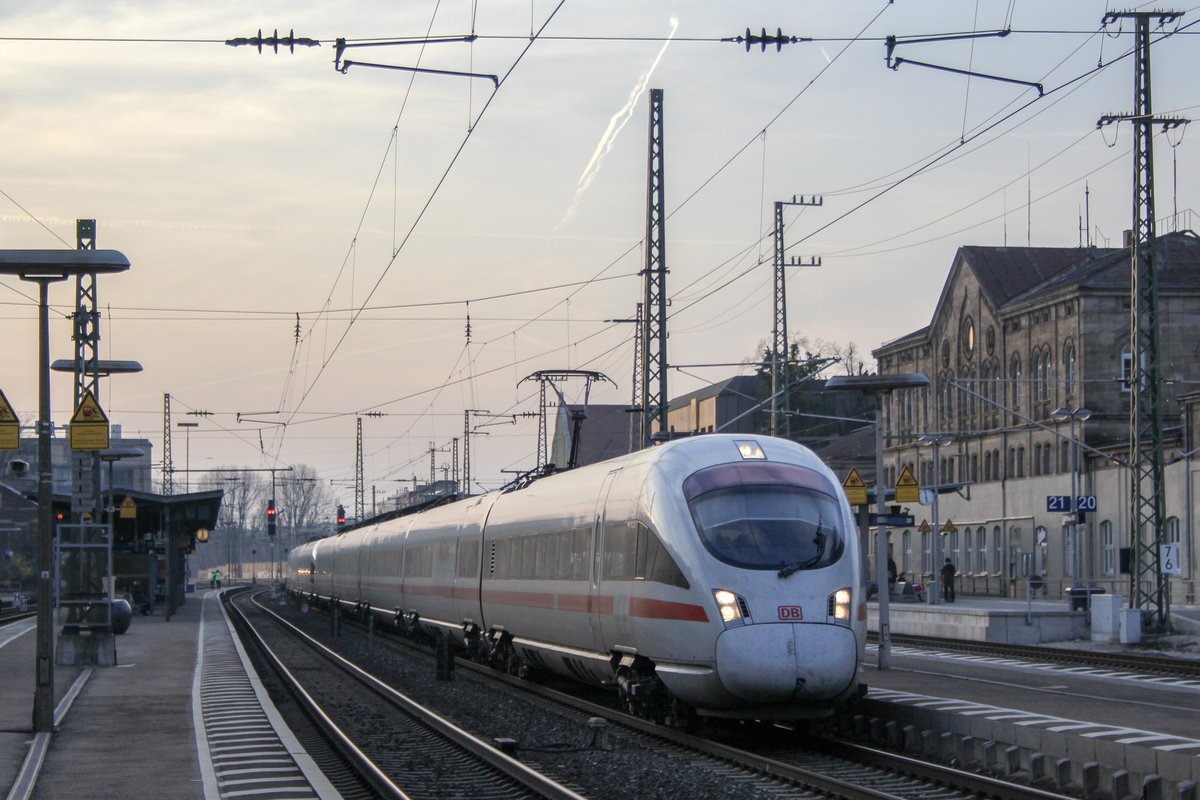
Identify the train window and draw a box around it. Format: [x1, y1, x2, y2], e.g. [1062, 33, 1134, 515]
[573, 528, 592, 581]
[457, 539, 479, 578]
[639, 524, 690, 589]
[604, 522, 637, 580]
[602, 521, 688, 588]
[687, 478, 845, 572]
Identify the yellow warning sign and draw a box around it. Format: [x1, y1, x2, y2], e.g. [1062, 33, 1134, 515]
[918, 519, 931, 533]
[895, 465, 920, 504]
[69, 390, 110, 451]
[0, 389, 18, 450]
[842, 467, 868, 506]
[119, 495, 137, 519]
[941, 519, 957, 533]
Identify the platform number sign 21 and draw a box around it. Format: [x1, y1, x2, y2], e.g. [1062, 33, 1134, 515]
[1161, 544, 1182, 576]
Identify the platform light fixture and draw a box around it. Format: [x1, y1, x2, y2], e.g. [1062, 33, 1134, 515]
[0, 248, 131, 734]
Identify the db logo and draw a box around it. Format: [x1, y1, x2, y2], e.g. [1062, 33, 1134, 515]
[777, 605, 803, 620]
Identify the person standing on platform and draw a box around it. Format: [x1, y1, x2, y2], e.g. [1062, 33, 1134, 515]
[940, 558, 956, 602]
[211, 569, 222, 590]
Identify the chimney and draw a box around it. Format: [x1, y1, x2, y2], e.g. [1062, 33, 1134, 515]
[1123, 229, 1133, 249]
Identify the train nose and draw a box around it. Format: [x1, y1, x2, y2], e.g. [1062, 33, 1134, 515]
[714, 623, 857, 702]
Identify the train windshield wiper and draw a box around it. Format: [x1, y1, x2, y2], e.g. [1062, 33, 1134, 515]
[778, 517, 825, 579]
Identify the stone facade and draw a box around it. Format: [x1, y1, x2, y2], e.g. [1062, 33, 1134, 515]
[871, 232, 1200, 605]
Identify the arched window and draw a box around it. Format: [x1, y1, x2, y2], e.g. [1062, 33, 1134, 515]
[1032, 349, 1044, 406]
[962, 316, 975, 360]
[922, 531, 931, 575]
[1010, 354, 1022, 419]
[1038, 347, 1052, 403]
[1033, 443, 1042, 476]
[976, 527, 987, 573]
[1101, 521, 1115, 575]
[902, 530, 912, 575]
[993, 525, 1003, 575]
[1016, 445, 1025, 478]
[964, 529, 973, 575]
[1063, 339, 1077, 399]
[1035, 525, 1048, 575]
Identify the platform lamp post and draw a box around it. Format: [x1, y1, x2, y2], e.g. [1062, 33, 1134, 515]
[1052, 407, 1092, 594]
[826, 373, 929, 671]
[917, 434, 954, 605]
[0, 249, 130, 733]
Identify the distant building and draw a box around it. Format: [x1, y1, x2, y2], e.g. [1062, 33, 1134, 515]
[872, 231, 1200, 601]
[8, 424, 154, 494]
[660, 375, 760, 437]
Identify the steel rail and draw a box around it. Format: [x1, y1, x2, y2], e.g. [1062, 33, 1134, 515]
[240, 591, 587, 800]
[309, 602, 1069, 800]
[226, 591, 409, 800]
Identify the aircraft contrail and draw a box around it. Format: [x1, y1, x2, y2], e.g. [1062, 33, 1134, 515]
[556, 17, 680, 231]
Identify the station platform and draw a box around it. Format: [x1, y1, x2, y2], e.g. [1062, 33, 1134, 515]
[856, 592, 1200, 796]
[0, 589, 338, 800]
[868, 590, 1200, 644]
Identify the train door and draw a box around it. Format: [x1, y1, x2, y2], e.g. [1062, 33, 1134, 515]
[588, 470, 621, 649]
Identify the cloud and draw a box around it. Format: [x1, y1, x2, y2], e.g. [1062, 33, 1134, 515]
[556, 17, 679, 232]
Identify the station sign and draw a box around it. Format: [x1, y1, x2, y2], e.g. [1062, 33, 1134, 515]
[842, 468, 868, 506]
[1048, 495, 1097, 513]
[69, 390, 110, 451]
[870, 512, 915, 527]
[895, 465, 919, 504]
[1046, 495, 1071, 512]
[0, 389, 18, 450]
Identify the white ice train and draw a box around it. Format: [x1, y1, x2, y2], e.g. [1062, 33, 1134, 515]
[288, 434, 866, 723]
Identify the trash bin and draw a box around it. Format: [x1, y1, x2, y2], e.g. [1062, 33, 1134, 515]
[1067, 585, 1105, 611]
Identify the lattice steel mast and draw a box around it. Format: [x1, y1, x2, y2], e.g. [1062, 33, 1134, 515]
[639, 89, 668, 448]
[71, 220, 101, 520]
[354, 417, 365, 521]
[162, 393, 174, 495]
[627, 303, 644, 453]
[1098, 9, 1188, 630]
[770, 197, 822, 438]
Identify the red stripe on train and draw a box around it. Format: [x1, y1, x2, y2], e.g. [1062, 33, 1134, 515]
[628, 596, 709, 622]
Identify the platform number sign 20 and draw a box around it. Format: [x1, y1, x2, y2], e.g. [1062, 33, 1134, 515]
[1046, 495, 1097, 512]
[1161, 544, 1182, 576]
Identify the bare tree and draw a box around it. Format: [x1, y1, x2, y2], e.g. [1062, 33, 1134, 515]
[200, 468, 267, 533]
[277, 464, 332, 540]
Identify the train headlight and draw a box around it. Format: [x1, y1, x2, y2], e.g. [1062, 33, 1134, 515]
[734, 440, 766, 460]
[829, 588, 852, 622]
[713, 589, 747, 627]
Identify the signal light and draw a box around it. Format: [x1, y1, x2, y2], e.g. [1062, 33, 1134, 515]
[267, 499, 277, 536]
[336, 504, 346, 530]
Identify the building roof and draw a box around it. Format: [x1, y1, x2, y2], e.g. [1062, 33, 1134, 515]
[877, 231, 1200, 356]
[667, 374, 759, 409]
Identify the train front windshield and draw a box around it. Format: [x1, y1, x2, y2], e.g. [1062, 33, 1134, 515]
[684, 462, 845, 571]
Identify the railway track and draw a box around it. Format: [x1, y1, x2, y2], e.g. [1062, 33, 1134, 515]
[228, 588, 585, 800]
[877, 631, 1200, 676]
[257, 590, 1076, 800]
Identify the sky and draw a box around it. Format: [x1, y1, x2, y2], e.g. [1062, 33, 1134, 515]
[1, 1, 1197, 512]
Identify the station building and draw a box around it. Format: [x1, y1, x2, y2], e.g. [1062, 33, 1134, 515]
[869, 230, 1200, 604]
